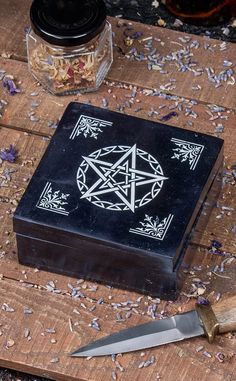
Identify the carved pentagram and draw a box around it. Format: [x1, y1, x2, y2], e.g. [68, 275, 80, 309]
[77, 145, 168, 212]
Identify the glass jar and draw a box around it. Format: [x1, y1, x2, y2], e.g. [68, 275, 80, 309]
[164, 0, 234, 25]
[26, 0, 113, 95]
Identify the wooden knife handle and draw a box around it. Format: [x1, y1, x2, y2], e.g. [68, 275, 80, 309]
[211, 295, 236, 334]
[196, 294, 236, 342]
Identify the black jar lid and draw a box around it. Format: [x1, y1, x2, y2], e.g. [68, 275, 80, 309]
[30, 0, 107, 46]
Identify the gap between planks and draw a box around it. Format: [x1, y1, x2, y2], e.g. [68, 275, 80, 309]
[0, 122, 51, 139]
[1, 57, 236, 141]
[1, 3, 236, 109]
[2, 55, 235, 113]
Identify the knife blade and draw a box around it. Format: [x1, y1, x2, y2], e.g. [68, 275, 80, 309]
[70, 295, 236, 357]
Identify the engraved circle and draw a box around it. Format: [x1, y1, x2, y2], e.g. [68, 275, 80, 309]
[76, 145, 167, 211]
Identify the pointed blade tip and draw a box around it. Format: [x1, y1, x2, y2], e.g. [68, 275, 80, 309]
[70, 349, 85, 357]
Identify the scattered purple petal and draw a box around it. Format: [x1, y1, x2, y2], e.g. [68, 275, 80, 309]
[0, 145, 18, 163]
[214, 123, 224, 133]
[203, 350, 212, 358]
[197, 296, 210, 306]
[138, 355, 155, 368]
[160, 111, 178, 122]
[102, 98, 109, 108]
[89, 318, 101, 331]
[211, 240, 222, 249]
[24, 26, 30, 34]
[123, 27, 143, 39]
[3, 77, 21, 95]
[223, 60, 233, 67]
[215, 352, 225, 363]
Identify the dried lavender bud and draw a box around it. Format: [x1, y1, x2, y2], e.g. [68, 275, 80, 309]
[203, 351, 212, 358]
[6, 339, 15, 348]
[138, 361, 145, 369]
[215, 352, 225, 363]
[2, 303, 15, 312]
[46, 328, 56, 334]
[24, 328, 30, 338]
[160, 112, 178, 122]
[3, 77, 21, 95]
[0, 145, 18, 163]
[23, 307, 33, 314]
[89, 318, 101, 331]
[197, 296, 210, 306]
[211, 240, 222, 249]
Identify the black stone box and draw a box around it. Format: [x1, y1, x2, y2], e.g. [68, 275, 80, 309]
[13, 102, 223, 299]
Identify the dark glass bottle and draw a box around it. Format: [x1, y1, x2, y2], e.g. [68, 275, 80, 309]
[165, 0, 235, 26]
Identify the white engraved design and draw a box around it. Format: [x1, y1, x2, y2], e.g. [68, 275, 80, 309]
[70, 114, 113, 140]
[129, 214, 174, 240]
[77, 145, 168, 212]
[171, 138, 204, 170]
[36, 182, 70, 216]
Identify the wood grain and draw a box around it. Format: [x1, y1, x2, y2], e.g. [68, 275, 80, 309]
[2, 54, 236, 139]
[0, 1, 236, 380]
[109, 20, 236, 109]
[0, 0, 236, 108]
[1, 57, 236, 138]
[212, 295, 236, 334]
[0, 278, 235, 381]
[0, 0, 29, 60]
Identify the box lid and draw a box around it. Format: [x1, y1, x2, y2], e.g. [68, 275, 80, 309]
[14, 102, 223, 270]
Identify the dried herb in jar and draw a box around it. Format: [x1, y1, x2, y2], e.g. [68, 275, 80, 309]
[27, 0, 113, 95]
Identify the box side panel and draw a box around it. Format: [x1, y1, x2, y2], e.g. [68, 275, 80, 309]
[173, 161, 223, 276]
[16, 234, 178, 300]
[190, 162, 223, 240]
[13, 217, 174, 275]
[172, 150, 223, 266]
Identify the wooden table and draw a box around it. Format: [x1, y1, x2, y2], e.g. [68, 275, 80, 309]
[0, 1, 235, 380]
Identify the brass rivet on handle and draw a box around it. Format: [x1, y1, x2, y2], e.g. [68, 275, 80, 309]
[196, 304, 220, 343]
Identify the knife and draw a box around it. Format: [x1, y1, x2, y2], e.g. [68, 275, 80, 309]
[70, 295, 236, 357]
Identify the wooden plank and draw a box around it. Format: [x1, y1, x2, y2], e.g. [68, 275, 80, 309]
[0, 0, 29, 60]
[1, 57, 236, 139]
[0, 277, 235, 381]
[0, 1, 236, 109]
[109, 20, 236, 109]
[193, 180, 236, 252]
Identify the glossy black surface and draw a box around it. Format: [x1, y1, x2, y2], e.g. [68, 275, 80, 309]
[30, 0, 107, 46]
[14, 102, 223, 298]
